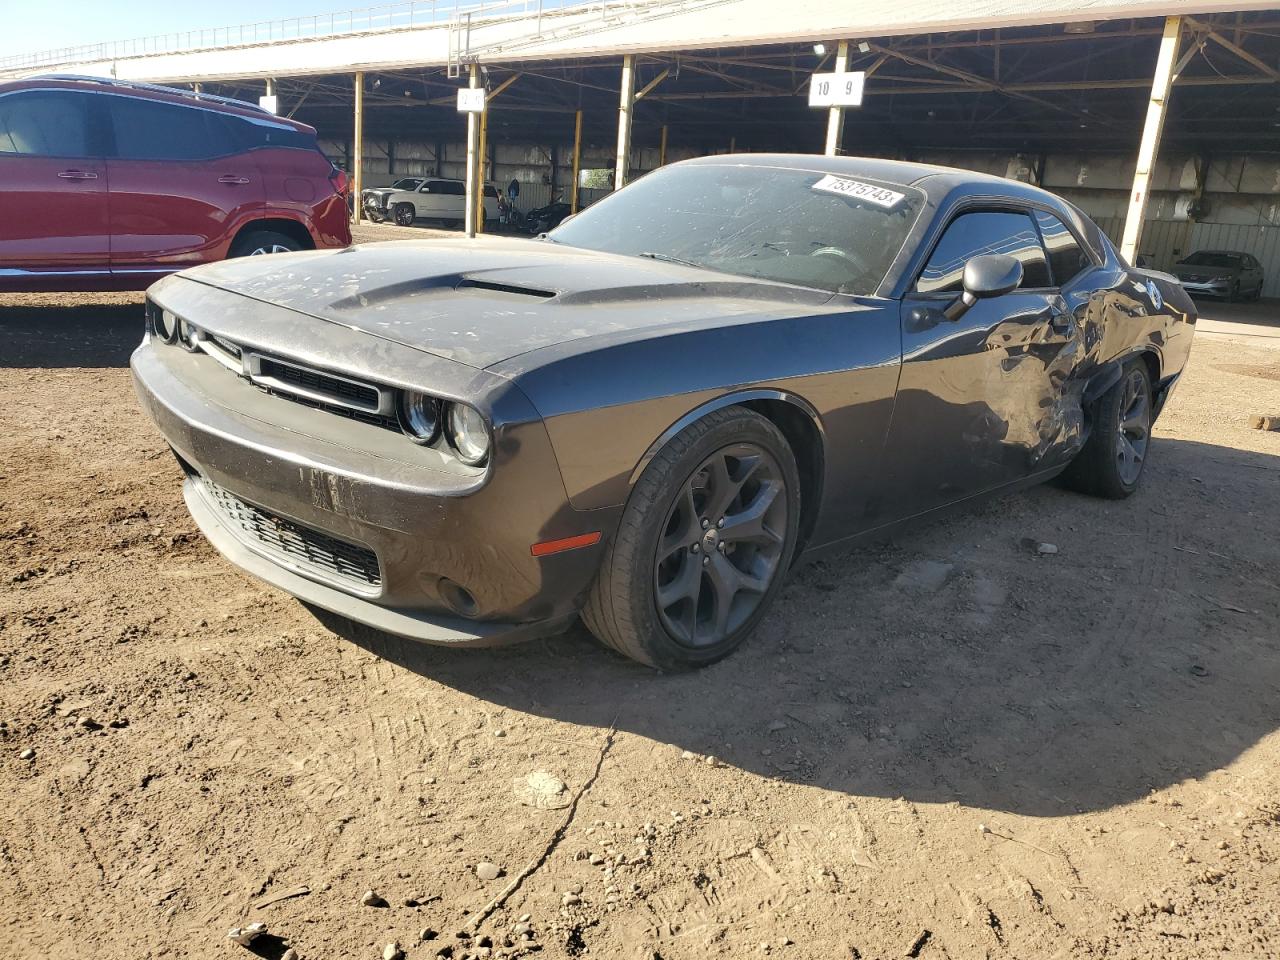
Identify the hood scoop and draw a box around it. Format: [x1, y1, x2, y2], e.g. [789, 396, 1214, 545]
[456, 277, 556, 299]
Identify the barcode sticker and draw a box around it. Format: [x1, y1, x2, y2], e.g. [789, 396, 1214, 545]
[811, 175, 905, 208]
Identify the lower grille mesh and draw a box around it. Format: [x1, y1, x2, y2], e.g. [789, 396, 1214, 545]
[203, 481, 381, 591]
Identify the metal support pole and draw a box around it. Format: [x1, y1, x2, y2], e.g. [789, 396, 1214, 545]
[352, 71, 364, 224]
[570, 109, 583, 214]
[265, 77, 276, 96]
[1121, 16, 1182, 263]
[659, 124, 668, 166]
[475, 105, 489, 234]
[615, 54, 635, 191]
[465, 63, 480, 237]
[824, 40, 849, 156]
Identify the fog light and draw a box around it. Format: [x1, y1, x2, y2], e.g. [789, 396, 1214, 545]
[445, 402, 490, 466]
[438, 577, 478, 617]
[399, 391, 441, 445]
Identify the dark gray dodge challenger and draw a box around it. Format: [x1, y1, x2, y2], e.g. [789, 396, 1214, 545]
[132, 155, 1195, 669]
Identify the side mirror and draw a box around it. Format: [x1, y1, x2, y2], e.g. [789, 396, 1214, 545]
[943, 253, 1023, 321]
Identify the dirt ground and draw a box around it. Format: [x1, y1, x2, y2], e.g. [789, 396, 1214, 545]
[2, 237, 1279, 960]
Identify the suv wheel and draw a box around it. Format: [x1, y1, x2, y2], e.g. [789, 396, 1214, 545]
[393, 203, 416, 227]
[230, 230, 303, 258]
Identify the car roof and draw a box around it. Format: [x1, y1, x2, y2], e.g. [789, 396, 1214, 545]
[677, 152, 1069, 205]
[3, 74, 314, 132]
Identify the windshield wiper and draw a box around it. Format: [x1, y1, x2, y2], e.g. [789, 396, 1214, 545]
[638, 251, 702, 269]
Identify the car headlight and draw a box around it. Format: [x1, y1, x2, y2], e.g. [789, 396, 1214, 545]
[179, 318, 200, 350]
[154, 308, 179, 343]
[445, 402, 490, 466]
[399, 391, 441, 445]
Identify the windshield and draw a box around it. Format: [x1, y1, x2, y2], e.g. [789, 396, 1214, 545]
[1182, 252, 1242, 268]
[548, 164, 924, 295]
[390, 178, 424, 191]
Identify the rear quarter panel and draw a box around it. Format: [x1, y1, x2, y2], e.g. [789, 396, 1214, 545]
[254, 146, 350, 248]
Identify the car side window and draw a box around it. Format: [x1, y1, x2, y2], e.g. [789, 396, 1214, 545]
[0, 91, 90, 157]
[442, 181, 466, 196]
[915, 210, 1051, 294]
[1033, 210, 1091, 286]
[108, 97, 220, 161]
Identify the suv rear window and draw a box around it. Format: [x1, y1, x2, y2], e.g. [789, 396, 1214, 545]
[108, 97, 224, 160]
[225, 115, 318, 152]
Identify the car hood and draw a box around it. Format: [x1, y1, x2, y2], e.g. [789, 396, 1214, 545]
[177, 237, 840, 369]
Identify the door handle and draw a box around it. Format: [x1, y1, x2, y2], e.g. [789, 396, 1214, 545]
[57, 170, 98, 180]
[218, 175, 251, 185]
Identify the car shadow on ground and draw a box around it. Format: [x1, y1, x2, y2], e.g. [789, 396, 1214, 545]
[0, 296, 144, 368]
[1195, 297, 1280, 330]
[317, 436, 1280, 819]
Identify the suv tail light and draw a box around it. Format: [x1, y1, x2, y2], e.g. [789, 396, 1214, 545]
[328, 164, 349, 197]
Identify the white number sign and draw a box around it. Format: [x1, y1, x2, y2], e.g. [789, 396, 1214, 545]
[811, 175, 905, 209]
[456, 88, 486, 113]
[808, 71, 866, 108]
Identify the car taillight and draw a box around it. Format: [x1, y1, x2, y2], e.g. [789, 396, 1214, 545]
[329, 166, 349, 196]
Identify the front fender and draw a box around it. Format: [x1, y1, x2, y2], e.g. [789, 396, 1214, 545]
[627, 388, 825, 486]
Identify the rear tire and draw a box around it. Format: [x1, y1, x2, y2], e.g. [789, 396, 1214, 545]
[228, 230, 304, 257]
[583, 407, 801, 670]
[393, 203, 416, 227]
[1060, 359, 1152, 499]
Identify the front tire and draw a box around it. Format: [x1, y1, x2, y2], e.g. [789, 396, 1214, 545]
[393, 203, 416, 227]
[1061, 360, 1152, 499]
[583, 407, 801, 670]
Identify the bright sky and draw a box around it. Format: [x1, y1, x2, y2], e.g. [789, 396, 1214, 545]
[0, 0, 356, 60]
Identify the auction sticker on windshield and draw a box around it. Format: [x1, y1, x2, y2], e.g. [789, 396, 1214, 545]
[811, 175, 905, 209]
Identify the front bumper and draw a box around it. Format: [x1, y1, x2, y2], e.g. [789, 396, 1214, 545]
[130, 283, 616, 646]
[182, 474, 574, 644]
[1177, 278, 1233, 297]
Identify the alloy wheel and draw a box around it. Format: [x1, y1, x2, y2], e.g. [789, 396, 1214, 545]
[653, 442, 788, 648]
[249, 244, 294, 255]
[1115, 369, 1150, 486]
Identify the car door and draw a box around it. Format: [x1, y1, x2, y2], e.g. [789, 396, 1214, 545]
[105, 95, 263, 271]
[0, 88, 109, 278]
[879, 207, 1078, 519]
[412, 180, 443, 219]
[1246, 255, 1264, 296]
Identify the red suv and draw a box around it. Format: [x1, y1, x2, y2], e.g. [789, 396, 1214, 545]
[0, 75, 351, 292]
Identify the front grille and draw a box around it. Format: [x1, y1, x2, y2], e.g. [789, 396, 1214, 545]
[203, 480, 382, 592]
[251, 383, 401, 431]
[257, 357, 381, 410]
